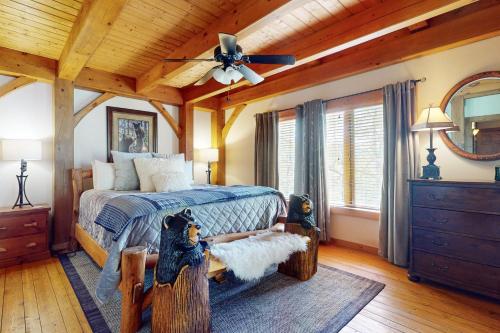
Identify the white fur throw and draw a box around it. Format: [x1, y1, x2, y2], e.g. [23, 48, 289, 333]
[210, 232, 309, 281]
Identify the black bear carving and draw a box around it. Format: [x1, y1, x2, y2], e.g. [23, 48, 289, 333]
[155, 208, 209, 285]
[286, 194, 316, 229]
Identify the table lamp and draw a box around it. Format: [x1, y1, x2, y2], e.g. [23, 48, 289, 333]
[1, 139, 42, 208]
[195, 148, 219, 184]
[411, 107, 456, 180]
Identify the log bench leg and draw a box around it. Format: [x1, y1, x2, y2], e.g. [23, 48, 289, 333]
[120, 246, 147, 333]
[278, 224, 320, 281]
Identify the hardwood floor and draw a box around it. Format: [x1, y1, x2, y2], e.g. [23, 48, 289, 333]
[0, 245, 499, 332]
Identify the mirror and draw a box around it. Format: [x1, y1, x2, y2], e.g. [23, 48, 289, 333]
[439, 71, 500, 160]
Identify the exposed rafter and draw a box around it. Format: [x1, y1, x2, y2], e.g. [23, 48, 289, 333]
[58, 0, 128, 80]
[0, 77, 37, 99]
[194, 97, 220, 112]
[75, 68, 183, 105]
[73, 92, 116, 127]
[0, 47, 56, 82]
[149, 100, 181, 138]
[182, 0, 475, 104]
[136, 0, 310, 93]
[219, 1, 500, 109]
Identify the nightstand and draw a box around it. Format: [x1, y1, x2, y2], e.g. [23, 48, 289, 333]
[0, 205, 51, 267]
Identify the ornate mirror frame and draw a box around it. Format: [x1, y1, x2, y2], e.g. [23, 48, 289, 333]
[439, 71, 500, 161]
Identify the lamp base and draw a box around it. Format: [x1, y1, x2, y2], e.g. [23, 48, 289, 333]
[420, 148, 441, 180]
[13, 174, 33, 209]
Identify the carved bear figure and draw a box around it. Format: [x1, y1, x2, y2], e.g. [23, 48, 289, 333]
[155, 208, 209, 285]
[286, 194, 315, 229]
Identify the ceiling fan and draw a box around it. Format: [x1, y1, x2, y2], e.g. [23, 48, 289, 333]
[163, 33, 296, 86]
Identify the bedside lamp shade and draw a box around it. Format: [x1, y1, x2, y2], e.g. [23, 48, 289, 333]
[411, 107, 455, 131]
[1, 139, 42, 161]
[195, 148, 219, 163]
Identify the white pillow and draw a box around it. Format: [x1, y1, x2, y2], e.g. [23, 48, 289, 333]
[152, 172, 191, 192]
[152, 153, 185, 160]
[134, 158, 185, 192]
[185, 160, 194, 185]
[92, 160, 115, 190]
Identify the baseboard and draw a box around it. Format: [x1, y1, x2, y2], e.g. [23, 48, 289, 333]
[330, 238, 378, 255]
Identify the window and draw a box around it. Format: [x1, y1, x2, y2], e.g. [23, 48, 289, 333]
[277, 90, 384, 210]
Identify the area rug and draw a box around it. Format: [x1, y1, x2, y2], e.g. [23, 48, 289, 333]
[60, 251, 384, 333]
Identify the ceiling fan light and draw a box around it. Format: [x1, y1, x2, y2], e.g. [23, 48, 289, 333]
[226, 67, 243, 83]
[213, 67, 231, 85]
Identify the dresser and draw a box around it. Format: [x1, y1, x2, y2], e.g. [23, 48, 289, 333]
[0, 205, 51, 267]
[409, 180, 500, 300]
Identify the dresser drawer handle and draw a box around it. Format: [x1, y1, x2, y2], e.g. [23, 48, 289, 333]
[428, 193, 444, 201]
[431, 262, 449, 271]
[432, 240, 448, 247]
[430, 217, 448, 225]
[25, 242, 37, 248]
[0, 248, 6, 253]
[0, 226, 7, 230]
[24, 222, 38, 228]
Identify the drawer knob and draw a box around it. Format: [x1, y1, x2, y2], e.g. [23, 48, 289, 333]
[25, 242, 37, 248]
[24, 222, 38, 228]
[0, 226, 7, 230]
[428, 193, 443, 201]
[0, 248, 6, 253]
[430, 217, 448, 225]
[431, 261, 449, 271]
[432, 239, 449, 247]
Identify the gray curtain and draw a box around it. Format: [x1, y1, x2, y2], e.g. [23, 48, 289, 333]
[254, 111, 279, 188]
[379, 81, 420, 267]
[294, 100, 330, 241]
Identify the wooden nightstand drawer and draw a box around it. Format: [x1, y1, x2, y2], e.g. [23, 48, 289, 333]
[0, 213, 47, 239]
[0, 233, 47, 260]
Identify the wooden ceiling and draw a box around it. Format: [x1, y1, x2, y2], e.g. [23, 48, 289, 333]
[0, 0, 498, 107]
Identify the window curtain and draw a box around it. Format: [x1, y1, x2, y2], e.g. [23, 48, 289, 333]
[294, 100, 330, 241]
[379, 81, 420, 267]
[254, 111, 279, 188]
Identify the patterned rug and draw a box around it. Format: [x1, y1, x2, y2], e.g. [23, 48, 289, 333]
[60, 251, 384, 333]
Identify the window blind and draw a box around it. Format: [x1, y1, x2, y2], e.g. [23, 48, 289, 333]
[278, 119, 295, 198]
[326, 105, 384, 209]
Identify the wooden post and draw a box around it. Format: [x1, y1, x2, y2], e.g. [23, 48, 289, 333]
[278, 224, 320, 281]
[53, 78, 74, 251]
[211, 108, 225, 185]
[120, 246, 147, 333]
[179, 102, 194, 160]
[152, 251, 211, 333]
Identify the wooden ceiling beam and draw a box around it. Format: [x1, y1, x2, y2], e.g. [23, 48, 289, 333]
[136, 0, 310, 94]
[219, 1, 500, 109]
[0, 77, 37, 99]
[73, 92, 116, 127]
[183, 0, 475, 104]
[75, 67, 183, 105]
[194, 97, 220, 112]
[149, 100, 181, 138]
[58, 0, 127, 80]
[0, 46, 56, 82]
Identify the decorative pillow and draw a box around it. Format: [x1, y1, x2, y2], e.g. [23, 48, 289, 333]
[152, 172, 192, 193]
[152, 153, 185, 160]
[134, 158, 185, 192]
[185, 160, 194, 185]
[111, 151, 153, 191]
[92, 160, 115, 190]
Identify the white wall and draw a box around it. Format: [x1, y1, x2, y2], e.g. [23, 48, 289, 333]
[225, 36, 500, 248]
[193, 110, 212, 184]
[0, 76, 54, 208]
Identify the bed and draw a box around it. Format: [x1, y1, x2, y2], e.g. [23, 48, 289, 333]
[70, 168, 287, 333]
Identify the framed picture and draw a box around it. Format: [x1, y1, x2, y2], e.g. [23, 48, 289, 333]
[107, 106, 158, 161]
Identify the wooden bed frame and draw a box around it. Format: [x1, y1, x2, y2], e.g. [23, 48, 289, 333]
[70, 168, 285, 333]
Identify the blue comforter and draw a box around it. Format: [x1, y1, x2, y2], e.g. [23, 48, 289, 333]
[95, 185, 280, 240]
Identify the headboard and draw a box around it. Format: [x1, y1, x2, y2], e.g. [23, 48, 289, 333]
[71, 168, 93, 245]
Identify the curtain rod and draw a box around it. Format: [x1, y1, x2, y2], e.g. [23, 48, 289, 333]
[266, 77, 426, 114]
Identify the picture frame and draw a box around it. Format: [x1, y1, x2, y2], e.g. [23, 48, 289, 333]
[106, 106, 158, 161]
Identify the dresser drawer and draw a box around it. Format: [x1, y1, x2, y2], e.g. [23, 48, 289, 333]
[412, 228, 499, 267]
[412, 185, 500, 214]
[412, 251, 500, 294]
[0, 213, 47, 239]
[413, 207, 500, 240]
[0, 234, 47, 260]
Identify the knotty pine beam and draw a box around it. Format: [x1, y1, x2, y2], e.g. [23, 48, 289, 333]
[136, 0, 310, 93]
[73, 92, 115, 127]
[0, 77, 36, 99]
[179, 103, 194, 160]
[53, 78, 74, 251]
[219, 1, 500, 109]
[211, 109, 225, 185]
[149, 100, 181, 138]
[182, 0, 475, 103]
[194, 97, 219, 112]
[0, 46, 56, 82]
[75, 67, 183, 105]
[58, 0, 127, 80]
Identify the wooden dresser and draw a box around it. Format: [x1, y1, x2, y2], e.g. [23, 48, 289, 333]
[0, 205, 51, 267]
[409, 180, 500, 300]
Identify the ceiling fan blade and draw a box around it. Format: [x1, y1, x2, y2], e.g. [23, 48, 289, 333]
[237, 65, 264, 85]
[163, 58, 214, 62]
[219, 33, 237, 54]
[245, 55, 296, 65]
[194, 67, 219, 86]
